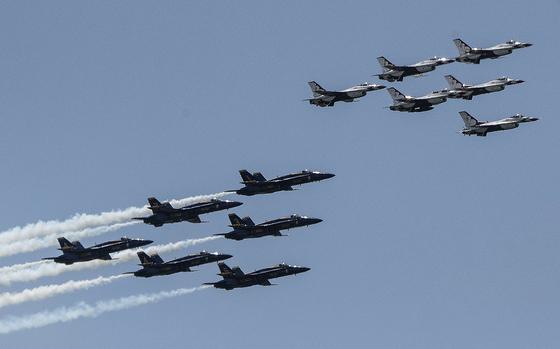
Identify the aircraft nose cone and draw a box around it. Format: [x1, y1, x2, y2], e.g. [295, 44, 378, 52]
[516, 80, 525, 84]
[142, 240, 154, 245]
[230, 201, 243, 208]
[308, 218, 323, 225]
[222, 254, 233, 260]
[377, 85, 386, 90]
[321, 173, 335, 179]
[297, 267, 311, 273]
[524, 43, 533, 47]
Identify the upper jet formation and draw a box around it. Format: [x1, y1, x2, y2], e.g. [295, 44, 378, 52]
[43, 237, 153, 265]
[386, 87, 448, 112]
[305, 81, 385, 107]
[126, 251, 232, 277]
[453, 38, 532, 64]
[204, 262, 310, 290]
[459, 111, 538, 137]
[216, 213, 322, 240]
[230, 169, 334, 196]
[444, 75, 524, 100]
[133, 197, 242, 227]
[376, 56, 454, 82]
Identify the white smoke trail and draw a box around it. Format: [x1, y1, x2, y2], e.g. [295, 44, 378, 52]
[0, 236, 222, 286]
[0, 192, 231, 245]
[0, 222, 138, 258]
[0, 274, 129, 309]
[0, 285, 209, 334]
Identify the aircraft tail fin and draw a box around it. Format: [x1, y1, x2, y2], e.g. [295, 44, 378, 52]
[308, 81, 326, 97]
[445, 75, 463, 89]
[453, 38, 472, 54]
[218, 262, 234, 277]
[241, 216, 255, 226]
[137, 251, 163, 265]
[137, 251, 153, 264]
[147, 197, 162, 208]
[57, 237, 81, 251]
[228, 213, 245, 227]
[459, 111, 479, 127]
[387, 87, 406, 102]
[239, 169, 255, 182]
[377, 56, 395, 71]
[252, 172, 266, 182]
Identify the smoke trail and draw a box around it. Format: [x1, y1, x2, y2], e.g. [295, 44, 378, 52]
[0, 222, 138, 258]
[0, 274, 129, 309]
[0, 236, 222, 286]
[0, 192, 231, 245]
[0, 285, 209, 334]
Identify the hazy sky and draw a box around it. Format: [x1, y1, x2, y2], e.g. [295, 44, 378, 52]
[0, 1, 559, 348]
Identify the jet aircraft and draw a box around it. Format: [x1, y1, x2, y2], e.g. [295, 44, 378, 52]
[305, 81, 385, 107]
[444, 75, 524, 100]
[204, 262, 310, 290]
[43, 237, 153, 265]
[458, 111, 538, 137]
[376, 56, 454, 82]
[216, 213, 322, 240]
[133, 197, 242, 227]
[386, 87, 448, 112]
[230, 169, 334, 196]
[453, 38, 532, 64]
[126, 251, 232, 277]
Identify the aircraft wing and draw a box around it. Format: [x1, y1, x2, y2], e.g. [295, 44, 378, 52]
[259, 279, 273, 286]
[186, 216, 202, 223]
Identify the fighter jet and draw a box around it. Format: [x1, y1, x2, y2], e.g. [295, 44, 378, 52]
[305, 81, 385, 107]
[204, 262, 310, 290]
[386, 87, 448, 112]
[43, 237, 153, 265]
[444, 75, 524, 100]
[458, 111, 538, 137]
[126, 250, 232, 277]
[216, 213, 322, 240]
[133, 197, 242, 227]
[376, 56, 454, 82]
[453, 38, 532, 64]
[230, 169, 334, 196]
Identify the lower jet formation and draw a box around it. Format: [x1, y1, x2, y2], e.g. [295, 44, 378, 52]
[133, 197, 242, 227]
[386, 87, 448, 112]
[305, 81, 385, 107]
[459, 111, 538, 137]
[444, 75, 523, 100]
[126, 251, 232, 277]
[216, 213, 322, 241]
[231, 169, 334, 196]
[204, 262, 310, 290]
[43, 237, 153, 265]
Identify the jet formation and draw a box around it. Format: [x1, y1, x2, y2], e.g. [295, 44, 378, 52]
[305, 37, 538, 136]
[216, 213, 322, 240]
[134, 197, 242, 227]
[43, 237, 153, 265]
[204, 262, 310, 290]
[306, 81, 385, 107]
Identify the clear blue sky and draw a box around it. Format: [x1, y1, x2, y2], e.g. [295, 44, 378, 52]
[0, 1, 559, 348]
